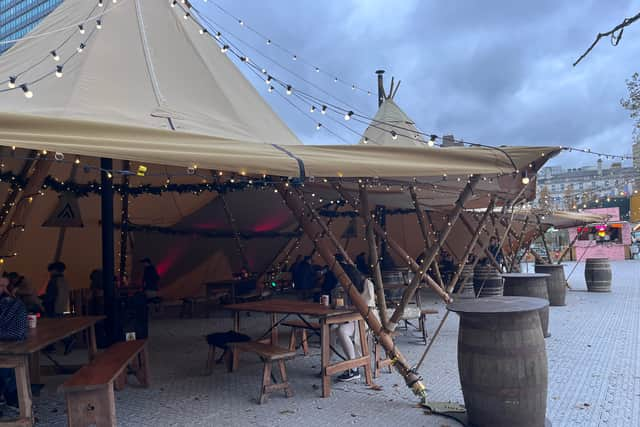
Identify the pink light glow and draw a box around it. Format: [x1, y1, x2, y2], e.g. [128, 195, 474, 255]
[156, 244, 189, 278]
[251, 211, 290, 232]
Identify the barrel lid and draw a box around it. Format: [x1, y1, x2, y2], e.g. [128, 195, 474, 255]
[447, 296, 549, 314]
[502, 273, 550, 279]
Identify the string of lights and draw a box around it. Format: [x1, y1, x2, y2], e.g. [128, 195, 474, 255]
[0, 0, 128, 46]
[191, 0, 375, 96]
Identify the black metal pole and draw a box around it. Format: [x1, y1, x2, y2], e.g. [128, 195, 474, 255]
[101, 158, 117, 345]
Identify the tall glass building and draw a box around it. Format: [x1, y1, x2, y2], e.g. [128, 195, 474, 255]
[0, 0, 62, 54]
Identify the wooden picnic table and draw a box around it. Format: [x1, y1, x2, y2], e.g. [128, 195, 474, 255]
[225, 299, 372, 398]
[0, 316, 105, 426]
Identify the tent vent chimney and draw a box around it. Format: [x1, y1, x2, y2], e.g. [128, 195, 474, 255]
[376, 70, 385, 107]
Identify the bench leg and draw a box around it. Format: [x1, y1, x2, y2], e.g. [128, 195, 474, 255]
[66, 385, 116, 427]
[114, 371, 127, 391]
[288, 329, 297, 352]
[277, 360, 294, 398]
[357, 320, 373, 386]
[136, 348, 151, 387]
[259, 361, 272, 404]
[300, 329, 309, 356]
[206, 345, 216, 375]
[419, 313, 428, 344]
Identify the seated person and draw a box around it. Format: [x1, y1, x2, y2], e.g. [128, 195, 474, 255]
[6, 272, 42, 314]
[233, 268, 257, 296]
[331, 259, 376, 382]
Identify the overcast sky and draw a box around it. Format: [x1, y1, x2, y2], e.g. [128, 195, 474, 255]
[197, 0, 640, 167]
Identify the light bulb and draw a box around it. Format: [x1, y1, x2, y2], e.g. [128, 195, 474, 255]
[96, 20, 102, 29]
[8, 76, 16, 89]
[344, 111, 353, 120]
[268, 86, 274, 92]
[55, 65, 63, 78]
[221, 45, 229, 53]
[321, 105, 327, 115]
[199, 28, 206, 35]
[292, 55, 297, 61]
[215, 32, 221, 40]
[78, 25, 85, 34]
[315, 67, 320, 73]
[51, 50, 60, 61]
[75, 158, 81, 164]
[266, 39, 271, 45]
[391, 131, 398, 140]
[522, 176, 530, 185]
[21, 85, 33, 98]
[99, 0, 103, 7]
[316, 123, 322, 130]
[184, 13, 190, 20]
[310, 105, 316, 113]
[77, 43, 85, 53]
[428, 135, 436, 147]
[363, 137, 369, 144]
[286, 85, 292, 95]
[265, 75, 272, 84]
[171, 0, 176, 6]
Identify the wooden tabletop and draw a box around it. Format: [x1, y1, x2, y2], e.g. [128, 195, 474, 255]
[225, 299, 357, 318]
[447, 296, 548, 314]
[0, 316, 105, 356]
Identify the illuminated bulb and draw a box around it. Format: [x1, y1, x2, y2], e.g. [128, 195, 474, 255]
[391, 131, 398, 140]
[215, 32, 221, 39]
[428, 135, 436, 147]
[310, 105, 316, 113]
[74, 158, 80, 164]
[99, 0, 104, 7]
[78, 25, 85, 34]
[315, 67, 320, 72]
[351, 84, 356, 90]
[344, 111, 353, 121]
[55, 65, 63, 78]
[107, 172, 113, 179]
[241, 56, 249, 62]
[21, 85, 33, 98]
[316, 123, 322, 130]
[238, 19, 244, 26]
[522, 176, 530, 185]
[268, 86, 274, 92]
[266, 39, 271, 45]
[292, 55, 297, 61]
[286, 85, 292, 95]
[96, 20, 102, 29]
[184, 13, 190, 20]
[42, 150, 48, 155]
[363, 137, 369, 144]
[334, 77, 338, 83]
[8, 76, 16, 89]
[321, 105, 327, 115]
[221, 45, 229, 53]
[51, 50, 60, 61]
[77, 43, 85, 53]
[265, 75, 272, 84]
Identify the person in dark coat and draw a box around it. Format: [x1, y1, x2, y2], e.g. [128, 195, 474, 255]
[42, 262, 69, 318]
[141, 258, 160, 299]
[355, 252, 370, 276]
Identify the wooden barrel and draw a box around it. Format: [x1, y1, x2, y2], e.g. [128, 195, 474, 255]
[535, 264, 567, 306]
[449, 297, 549, 427]
[473, 264, 503, 297]
[502, 273, 551, 338]
[584, 258, 612, 292]
[454, 264, 475, 296]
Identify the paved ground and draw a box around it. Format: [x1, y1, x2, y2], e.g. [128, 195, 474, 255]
[2, 260, 639, 426]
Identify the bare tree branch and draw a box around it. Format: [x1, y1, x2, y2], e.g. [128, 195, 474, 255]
[574, 10, 640, 66]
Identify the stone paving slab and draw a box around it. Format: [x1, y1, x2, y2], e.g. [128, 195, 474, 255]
[2, 261, 638, 426]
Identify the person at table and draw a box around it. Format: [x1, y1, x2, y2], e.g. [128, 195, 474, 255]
[42, 262, 69, 318]
[233, 267, 256, 296]
[6, 272, 42, 314]
[486, 236, 503, 268]
[141, 258, 160, 300]
[355, 252, 370, 276]
[292, 256, 314, 294]
[439, 250, 455, 285]
[331, 256, 376, 382]
[0, 276, 27, 408]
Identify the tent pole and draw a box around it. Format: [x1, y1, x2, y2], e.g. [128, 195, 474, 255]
[536, 215, 553, 263]
[388, 177, 479, 328]
[101, 158, 117, 345]
[557, 229, 582, 264]
[278, 184, 427, 401]
[423, 210, 446, 288]
[220, 194, 249, 271]
[446, 197, 496, 294]
[359, 185, 389, 328]
[459, 214, 502, 271]
[509, 216, 529, 272]
[119, 161, 130, 283]
[332, 184, 451, 304]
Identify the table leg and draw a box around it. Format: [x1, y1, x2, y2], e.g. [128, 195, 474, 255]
[28, 352, 41, 385]
[357, 320, 373, 386]
[271, 313, 278, 346]
[88, 325, 98, 361]
[234, 311, 240, 332]
[15, 356, 33, 423]
[320, 320, 331, 398]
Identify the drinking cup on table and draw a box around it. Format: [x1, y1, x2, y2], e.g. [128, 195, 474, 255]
[27, 314, 37, 328]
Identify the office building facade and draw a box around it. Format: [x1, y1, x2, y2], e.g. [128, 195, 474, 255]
[0, 0, 62, 54]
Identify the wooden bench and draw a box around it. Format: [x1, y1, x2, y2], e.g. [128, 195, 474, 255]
[281, 319, 321, 356]
[227, 341, 296, 404]
[59, 340, 150, 427]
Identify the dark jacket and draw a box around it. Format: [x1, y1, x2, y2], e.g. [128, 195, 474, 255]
[43, 273, 69, 317]
[143, 265, 160, 291]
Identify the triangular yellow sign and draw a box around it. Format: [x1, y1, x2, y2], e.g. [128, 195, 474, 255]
[43, 193, 84, 228]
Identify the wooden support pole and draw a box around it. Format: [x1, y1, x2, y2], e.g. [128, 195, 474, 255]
[536, 215, 553, 263]
[459, 214, 502, 271]
[359, 185, 388, 328]
[388, 177, 479, 327]
[333, 185, 451, 304]
[509, 217, 529, 272]
[101, 158, 116, 345]
[278, 184, 427, 401]
[445, 198, 496, 294]
[422, 209, 445, 288]
[556, 229, 584, 264]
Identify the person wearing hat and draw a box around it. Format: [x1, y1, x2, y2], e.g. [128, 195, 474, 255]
[141, 258, 160, 299]
[42, 262, 69, 318]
